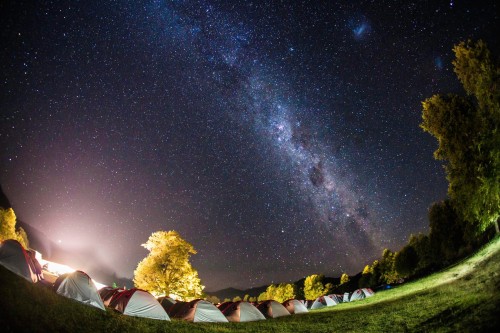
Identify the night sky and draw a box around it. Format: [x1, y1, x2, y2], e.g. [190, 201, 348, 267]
[1, 1, 498, 291]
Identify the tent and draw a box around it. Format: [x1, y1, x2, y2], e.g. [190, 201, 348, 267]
[328, 294, 343, 304]
[168, 299, 228, 322]
[343, 292, 350, 303]
[108, 288, 170, 320]
[311, 295, 337, 310]
[282, 299, 309, 314]
[53, 270, 105, 310]
[217, 301, 233, 313]
[0, 239, 38, 283]
[257, 300, 290, 318]
[350, 288, 375, 301]
[222, 301, 266, 322]
[157, 296, 177, 312]
[99, 287, 124, 306]
[362, 288, 375, 297]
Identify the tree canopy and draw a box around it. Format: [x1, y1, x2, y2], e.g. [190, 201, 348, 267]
[133, 230, 204, 301]
[421, 40, 499, 234]
[303, 274, 330, 300]
[0, 207, 29, 249]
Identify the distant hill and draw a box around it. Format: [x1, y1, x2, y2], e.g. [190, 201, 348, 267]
[206, 285, 268, 300]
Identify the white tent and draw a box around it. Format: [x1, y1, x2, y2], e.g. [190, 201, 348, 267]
[311, 295, 337, 309]
[362, 288, 375, 297]
[282, 299, 309, 314]
[53, 270, 105, 310]
[328, 294, 343, 304]
[168, 299, 228, 322]
[0, 239, 37, 283]
[222, 301, 266, 322]
[343, 292, 350, 303]
[350, 288, 375, 301]
[109, 288, 170, 321]
[257, 300, 291, 318]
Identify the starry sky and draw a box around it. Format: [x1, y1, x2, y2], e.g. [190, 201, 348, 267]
[1, 1, 498, 291]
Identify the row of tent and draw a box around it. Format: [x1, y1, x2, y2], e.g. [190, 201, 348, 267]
[0, 239, 374, 323]
[307, 288, 375, 310]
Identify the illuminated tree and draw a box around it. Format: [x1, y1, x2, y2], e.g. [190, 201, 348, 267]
[133, 230, 204, 301]
[303, 274, 329, 300]
[340, 273, 350, 285]
[0, 207, 29, 248]
[421, 40, 500, 234]
[257, 283, 294, 303]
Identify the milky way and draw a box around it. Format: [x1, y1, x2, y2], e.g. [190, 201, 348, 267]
[0, 0, 498, 290]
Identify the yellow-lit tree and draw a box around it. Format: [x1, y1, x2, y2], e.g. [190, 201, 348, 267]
[133, 230, 204, 301]
[303, 274, 329, 300]
[0, 207, 29, 249]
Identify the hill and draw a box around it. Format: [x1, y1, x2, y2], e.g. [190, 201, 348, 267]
[1, 236, 499, 332]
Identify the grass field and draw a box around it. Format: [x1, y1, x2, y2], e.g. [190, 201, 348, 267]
[1, 236, 500, 332]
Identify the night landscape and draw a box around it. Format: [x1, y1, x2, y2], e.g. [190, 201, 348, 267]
[1, 1, 499, 331]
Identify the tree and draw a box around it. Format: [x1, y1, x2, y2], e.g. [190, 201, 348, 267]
[133, 231, 204, 301]
[205, 295, 220, 304]
[358, 265, 372, 288]
[303, 274, 329, 300]
[428, 200, 466, 262]
[233, 296, 242, 302]
[421, 40, 500, 234]
[243, 294, 250, 302]
[379, 249, 399, 284]
[259, 283, 296, 303]
[340, 273, 350, 285]
[0, 207, 29, 248]
[394, 245, 418, 278]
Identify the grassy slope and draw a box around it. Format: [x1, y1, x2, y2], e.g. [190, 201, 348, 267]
[1, 237, 500, 333]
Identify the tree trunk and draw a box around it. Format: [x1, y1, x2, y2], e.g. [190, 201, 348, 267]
[495, 218, 500, 235]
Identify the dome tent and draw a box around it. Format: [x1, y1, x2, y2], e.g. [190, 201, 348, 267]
[256, 300, 291, 318]
[350, 288, 375, 301]
[168, 299, 228, 322]
[108, 288, 170, 320]
[311, 295, 337, 310]
[0, 239, 38, 283]
[222, 301, 266, 322]
[282, 299, 309, 314]
[98, 287, 124, 306]
[53, 270, 105, 310]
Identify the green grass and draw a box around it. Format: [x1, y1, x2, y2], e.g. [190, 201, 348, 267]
[2, 236, 500, 332]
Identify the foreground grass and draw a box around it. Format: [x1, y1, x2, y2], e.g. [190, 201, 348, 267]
[1, 237, 500, 332]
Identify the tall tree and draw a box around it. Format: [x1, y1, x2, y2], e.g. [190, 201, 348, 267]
[133, 230, 204, 301]
[421, 40, 500, 234]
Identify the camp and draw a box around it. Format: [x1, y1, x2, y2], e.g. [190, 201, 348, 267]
[282, 299, 309, 314]
[108, 288, 170, 320]
[221, 301, 266, 322]
[167, 299, 228, 322]
[53, 270, 105, 311]
[311, 295, 337, 309]
[256, 300, 291, 318]
[0, 239, 38, 283]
